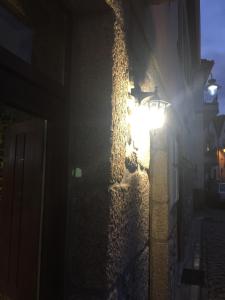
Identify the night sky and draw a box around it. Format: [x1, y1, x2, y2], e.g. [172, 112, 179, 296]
[201, 0, 225, 114]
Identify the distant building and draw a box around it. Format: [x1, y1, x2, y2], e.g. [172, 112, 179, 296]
[205, 115, 225, 183]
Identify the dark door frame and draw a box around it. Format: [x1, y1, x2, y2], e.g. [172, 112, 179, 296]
[0, 45, 70, 300]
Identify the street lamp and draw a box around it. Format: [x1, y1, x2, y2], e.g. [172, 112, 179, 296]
[206, 73, 220, 96]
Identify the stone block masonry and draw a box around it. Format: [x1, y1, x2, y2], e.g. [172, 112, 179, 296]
[150, 130, 170, 300]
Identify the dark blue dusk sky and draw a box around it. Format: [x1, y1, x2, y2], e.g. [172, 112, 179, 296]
[201, 0, 225, 113]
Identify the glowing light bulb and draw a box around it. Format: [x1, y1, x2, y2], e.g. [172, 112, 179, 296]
[149, 105, 166, 129]
[208, 84, 218, 96]
[148, 100, 169, 129]
[126, 97, 169, 168]
[128, 105, 149, 150]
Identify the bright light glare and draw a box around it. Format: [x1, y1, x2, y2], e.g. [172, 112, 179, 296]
[127, 101, 166, 147]
[149, 104, 166, 129]
[127, 101, 167, 139]
[208, 84, 218, 96]
[127, 98, 168, 168]
[128, 105, 150, 152]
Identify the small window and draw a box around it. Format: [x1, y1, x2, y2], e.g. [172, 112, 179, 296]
[219, 183, 225, 192]
[0, 6, 32, 63]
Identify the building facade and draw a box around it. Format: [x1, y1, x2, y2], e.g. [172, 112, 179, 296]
[205, 115, 225, 184]
[0, 0, 206, 300]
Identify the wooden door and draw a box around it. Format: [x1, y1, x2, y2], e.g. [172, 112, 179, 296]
[0, 119, 46, 300]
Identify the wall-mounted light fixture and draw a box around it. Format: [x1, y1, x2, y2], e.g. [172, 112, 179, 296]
[131, 84, 170, 130]
[126, 84, 170, 170]
[206, 73, 221, 96]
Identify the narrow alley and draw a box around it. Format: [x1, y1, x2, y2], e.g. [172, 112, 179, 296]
[202, 208, 225, 300]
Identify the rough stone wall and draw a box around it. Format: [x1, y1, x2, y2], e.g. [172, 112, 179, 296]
[68, 1, 150, 299]
[106, 1, 150, 299]
[107, 171, 150, 299]
[107, 0, 128, 184]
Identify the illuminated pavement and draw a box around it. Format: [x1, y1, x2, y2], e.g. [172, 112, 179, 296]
[202, 209, 225, 300]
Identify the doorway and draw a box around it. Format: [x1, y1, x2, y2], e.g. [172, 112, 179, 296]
[0, 105, 46, 300]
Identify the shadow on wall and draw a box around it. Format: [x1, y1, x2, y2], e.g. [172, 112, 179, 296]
[123, 0, 157, 87]
[107, 169, 150, 298]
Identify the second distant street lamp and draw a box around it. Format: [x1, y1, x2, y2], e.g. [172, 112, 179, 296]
[206, 73, 221, 96]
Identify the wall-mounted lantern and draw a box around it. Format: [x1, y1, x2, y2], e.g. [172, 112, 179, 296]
[126, 84, 170, 170]
[130, 84, 170, 130]
[206, 73, 221, 96]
